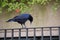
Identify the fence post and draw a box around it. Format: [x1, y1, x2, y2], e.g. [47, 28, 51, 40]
[11, 29, 14, 40]
[19, 29, 21, 40]
[34, 28, 36, 40]
[41, 28, 43, 40]
[59, 27, 60, 40]
[50, 27, 52, 40]
[4, 29, 7, 40]
[26, 28, 28, 40]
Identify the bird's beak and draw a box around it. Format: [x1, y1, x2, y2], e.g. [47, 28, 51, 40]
[30, 22, 32, 25]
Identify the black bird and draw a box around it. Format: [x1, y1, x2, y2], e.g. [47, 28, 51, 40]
[7, 14, 33, 28]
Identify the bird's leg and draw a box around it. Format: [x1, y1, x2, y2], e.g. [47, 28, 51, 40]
[21, 24, 24, 28]
[24, 24, 26, 28]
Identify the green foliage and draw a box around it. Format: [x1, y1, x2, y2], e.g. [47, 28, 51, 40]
[0, 8, 2, 14]
[0, 0, 60, 13]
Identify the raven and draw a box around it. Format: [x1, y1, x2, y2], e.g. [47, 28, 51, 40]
[7, 14, 33, 28]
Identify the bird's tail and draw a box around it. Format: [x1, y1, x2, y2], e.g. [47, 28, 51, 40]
[6, 19, 13, 22]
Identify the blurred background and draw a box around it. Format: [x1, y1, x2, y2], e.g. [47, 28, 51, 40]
[0, 0, 60, 28]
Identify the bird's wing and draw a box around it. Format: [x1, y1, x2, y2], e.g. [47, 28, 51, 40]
[19, 14, 30, 19]
[16, 15, 29, 19]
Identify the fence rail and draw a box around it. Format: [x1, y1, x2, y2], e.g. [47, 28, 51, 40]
[0, 27, 60, 40]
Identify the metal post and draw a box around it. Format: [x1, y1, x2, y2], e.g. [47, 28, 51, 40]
[4, 29, 7, 40]
[19, 29, 21, 40]
[50, 28, 52, 40]
[11, 29, 14, 40]
[26, 28, 28, 40]
[41, 28, 43, 40]
[34, 28, 36, 40]
[59, 27, 60, 40]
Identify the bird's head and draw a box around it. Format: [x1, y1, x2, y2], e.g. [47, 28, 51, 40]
[28, 15, 33, 24]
